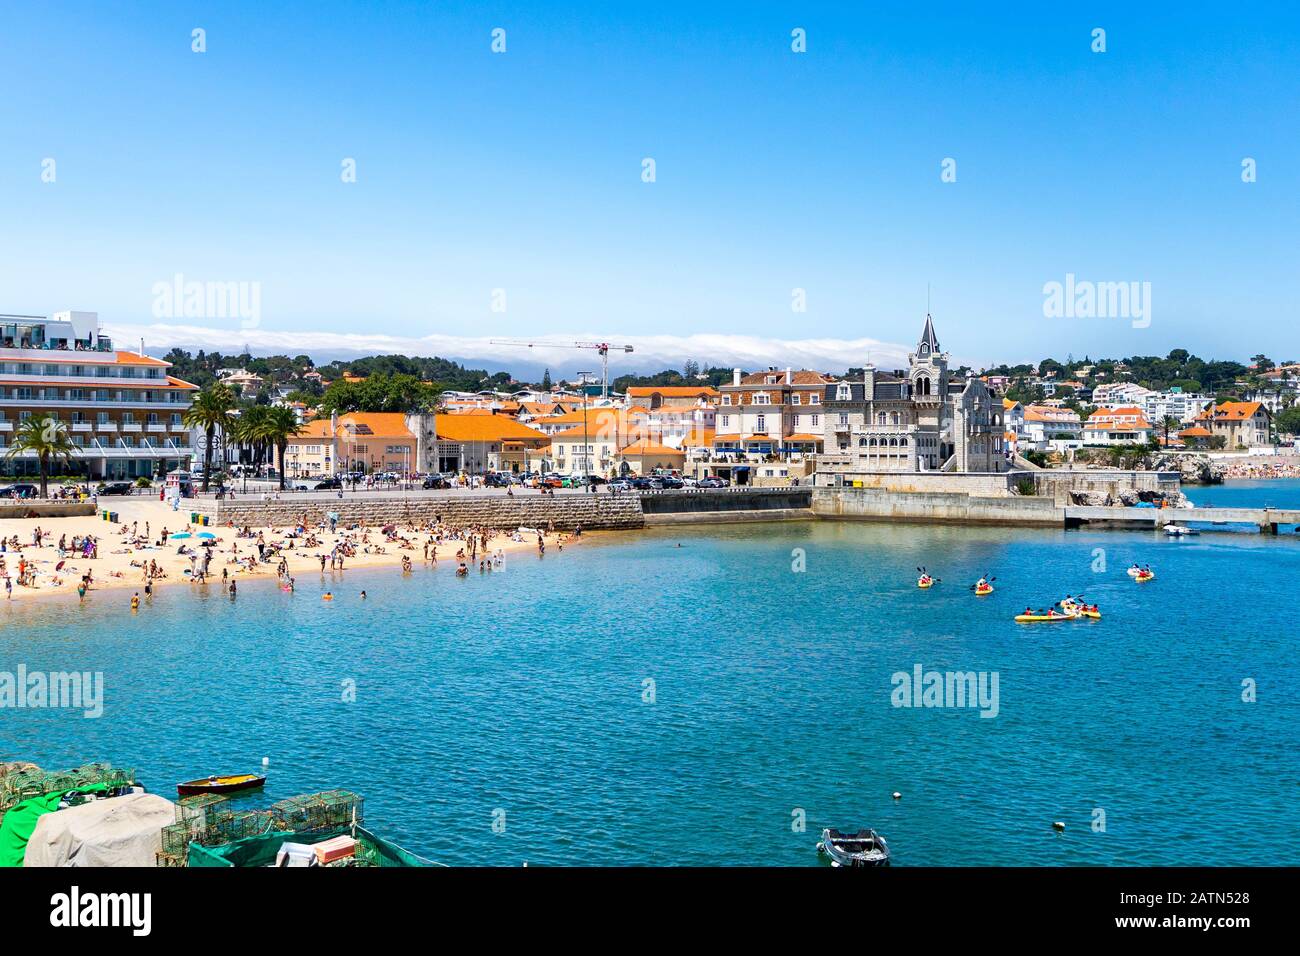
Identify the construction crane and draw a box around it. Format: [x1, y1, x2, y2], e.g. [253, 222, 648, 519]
[488, 339, 634, 401]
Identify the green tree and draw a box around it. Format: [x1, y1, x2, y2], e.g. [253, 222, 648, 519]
[259, 406, 303, 490]
[1275, 406, 1300, 438]
[4, 416, 78, 498]
[183, 382, 237, 492]
[1160, 415, 1181, 447]
[233, 404, 273, 472]
[318, 373, 436, 415]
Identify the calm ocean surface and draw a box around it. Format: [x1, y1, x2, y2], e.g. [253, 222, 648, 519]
[3, 511, 1296, 866]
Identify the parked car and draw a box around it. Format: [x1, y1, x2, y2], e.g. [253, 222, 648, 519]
[698, 476, 727, 488]
[483, 472, 511, 488]
[314, 477, 343, 490]
[0, 483, 39, 499]
[608, 479, 633, 492]
[422, 475, 448, 490]
[98, 481, 135, 496]
[659, 476, 684, 489]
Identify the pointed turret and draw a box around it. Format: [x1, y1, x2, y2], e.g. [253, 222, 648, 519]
[918, 313, 940, 353]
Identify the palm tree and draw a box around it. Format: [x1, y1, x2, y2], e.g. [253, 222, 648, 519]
[1161, 415, 1181, 448]
[182, 383, 236, 492]
[259, 405, 303, 490]
[4, 416, 78, 498]
[233, 404, 272, 474]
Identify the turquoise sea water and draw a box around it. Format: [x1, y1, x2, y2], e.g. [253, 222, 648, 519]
[3, 520, 1296, 866]
[1184, 477, 1300, 510]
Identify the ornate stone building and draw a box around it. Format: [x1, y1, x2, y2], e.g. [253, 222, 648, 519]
[818, 315, 1007, 474]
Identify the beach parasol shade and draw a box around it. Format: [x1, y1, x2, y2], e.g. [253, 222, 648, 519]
[197, 531, 216, 538]
[171, 532, 192, 539]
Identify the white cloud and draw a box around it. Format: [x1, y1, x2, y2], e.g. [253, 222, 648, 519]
[105, 322, 914, 374]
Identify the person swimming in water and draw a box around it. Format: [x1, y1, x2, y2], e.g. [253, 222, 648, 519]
[130, 592, 140, 610]
[360, 590, 367, 599]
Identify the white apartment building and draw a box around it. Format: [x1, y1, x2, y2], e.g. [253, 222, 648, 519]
[0, 311, 196, 479]
[1021, 404, 1084, 452]
[1091, 381, 1151, 407]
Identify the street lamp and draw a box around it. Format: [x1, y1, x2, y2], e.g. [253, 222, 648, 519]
[578, 371, 594, 489]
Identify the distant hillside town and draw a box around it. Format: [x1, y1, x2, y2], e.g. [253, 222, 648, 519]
[2, 309, 1296, 484]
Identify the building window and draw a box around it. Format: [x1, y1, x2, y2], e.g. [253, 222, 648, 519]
[811, 415, 819, 427]
[791, 394, 801, 405]
[756, 414, 766, 432]
[836, 383, 851, 400]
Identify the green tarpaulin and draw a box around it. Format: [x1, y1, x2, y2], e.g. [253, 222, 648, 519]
[187, 825, 425, 867]
[0, 784, 108, 867]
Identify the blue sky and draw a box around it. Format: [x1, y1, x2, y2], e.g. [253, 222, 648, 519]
[2, 1, 1297, 374]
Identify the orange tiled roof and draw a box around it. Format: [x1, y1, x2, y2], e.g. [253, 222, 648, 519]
[293, 419, 337, 439]
[730, 370, 832, 387]
[784, 433, 824, 442]
[337, 412, 413, 438]
[680, 427, 716, 447]
[1023, 405, 1080, 423]
[618, 439, 685, 456]
[433, 414, 547, 443]
[114, 350, 170, 366]
[626, 386, 720, 398]
[1178, 426, 1212, 437]
[1199, 401, 1265, 422]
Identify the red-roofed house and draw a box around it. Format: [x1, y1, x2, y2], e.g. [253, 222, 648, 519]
[1083, 406, 1153, 446]
[1195, 401, 1271, 449]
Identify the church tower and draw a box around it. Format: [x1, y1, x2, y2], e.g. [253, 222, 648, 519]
[907, 313, 948, 403]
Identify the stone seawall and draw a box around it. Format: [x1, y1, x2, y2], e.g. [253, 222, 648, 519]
[813, 471, 1017, 497]
[188, 493, 647, 531]
[811, 487, 1063, 526]
[1023, 470, 1181, 506]
[0, 501, 97, 520]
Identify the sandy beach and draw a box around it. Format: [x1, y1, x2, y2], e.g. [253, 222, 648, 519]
[0, 497, 582, 605]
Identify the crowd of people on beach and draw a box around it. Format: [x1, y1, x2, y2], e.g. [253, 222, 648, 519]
[1223, 459, 1300, 479]
[0, 499, 581, 605]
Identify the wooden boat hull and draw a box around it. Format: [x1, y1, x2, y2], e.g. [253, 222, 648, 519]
[818, 828, 890, 867]
[177, 774, 266, 796]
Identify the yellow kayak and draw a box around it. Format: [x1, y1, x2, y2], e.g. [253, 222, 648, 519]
[1134, 572, 1155, 583]
[1014, 612, 1072, 623]
[975, 586, 994, 596]
[1059, 601, 1102, 619]
[918, 579, 933, 589]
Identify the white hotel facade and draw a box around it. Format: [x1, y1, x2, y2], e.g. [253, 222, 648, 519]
[0, 311, 197, 480]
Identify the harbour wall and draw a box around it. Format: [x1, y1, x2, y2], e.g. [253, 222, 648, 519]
[639, 488, 813, 525]
[811, 468, 1179, 504]
[1021, 470, 1180, 505]
[810, 487, 1063, 526]
[188, 493, 646, 531]
[0, 501, 97, 519]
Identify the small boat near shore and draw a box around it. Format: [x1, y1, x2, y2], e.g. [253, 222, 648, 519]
[817, 827, 891, 867]
[177, 773, 266, 796]
[1014, 611, 1073, 623]
[1164, 524, 1199, 537]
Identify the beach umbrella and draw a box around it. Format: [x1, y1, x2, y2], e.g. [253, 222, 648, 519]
[171, 532, 192, 539]
[197, 531, 216, 539]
